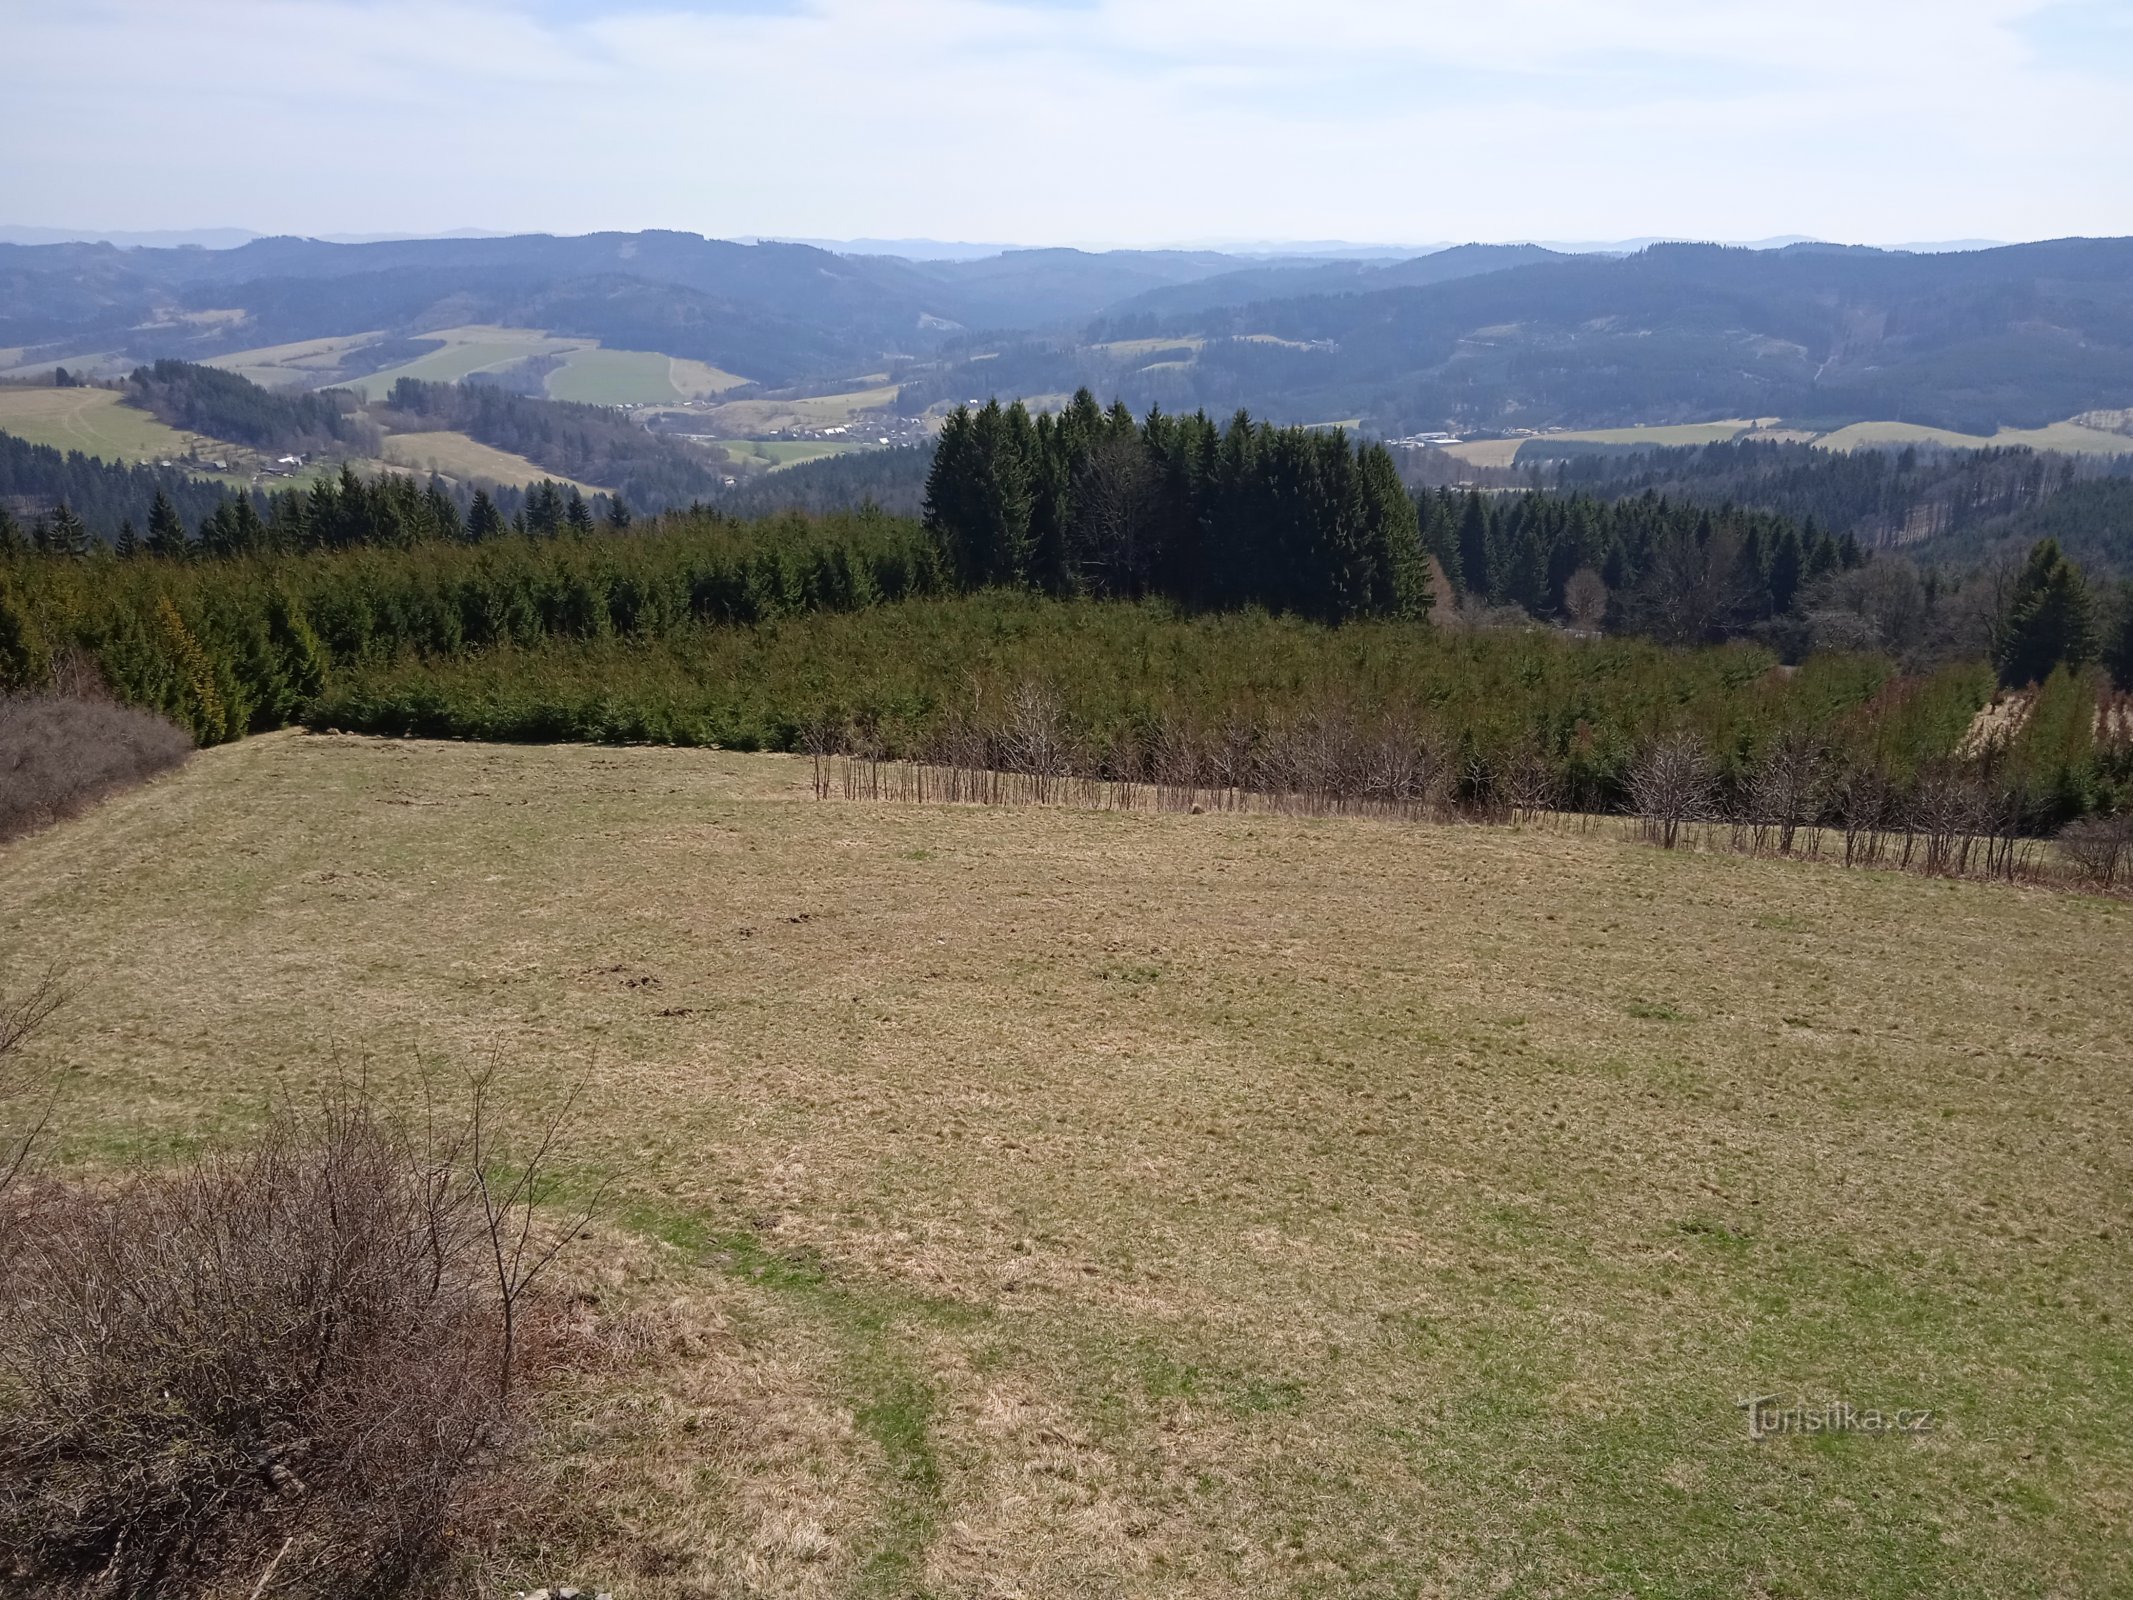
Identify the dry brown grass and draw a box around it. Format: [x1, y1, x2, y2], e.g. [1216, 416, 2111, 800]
[1, 732, 2129, 1597]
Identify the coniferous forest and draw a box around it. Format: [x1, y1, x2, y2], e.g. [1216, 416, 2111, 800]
[4, 391, 2130, 848]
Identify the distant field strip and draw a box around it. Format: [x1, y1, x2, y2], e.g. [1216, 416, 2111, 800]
[378, 429, 600, 492]
[1814, 419, 2133, 456]
[202, 332, 386, 390]
[715, 438, 881, 470]
[347, 326, 590, 400]
[705, 385, 900, 435]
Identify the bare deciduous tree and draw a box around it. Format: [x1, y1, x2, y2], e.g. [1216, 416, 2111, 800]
[1748, 730, 1826, 856]
[1628, 732, 1718, 849]
[2060, 812, 2133, 889]
[1563, 567, 1609, 632]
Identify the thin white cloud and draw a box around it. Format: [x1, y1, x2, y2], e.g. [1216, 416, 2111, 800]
[2, 0, 2125, 244]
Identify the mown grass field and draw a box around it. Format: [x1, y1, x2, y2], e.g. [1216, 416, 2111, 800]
[716, 437, 883, 470]
[2, 734, 2128, 1598]
[1814, 419, 2133, 456]
[543, 349, 751, 406]
[0, 385, 201, 462]
[377, 428, 603, 492]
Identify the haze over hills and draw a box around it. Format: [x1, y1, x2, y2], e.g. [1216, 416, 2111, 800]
[2, 229, 2128, 441]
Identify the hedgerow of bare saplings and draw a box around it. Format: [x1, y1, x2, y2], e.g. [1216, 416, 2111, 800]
[0, 1059, 601, 1600]
[802, 659, 2133, 894]
[0, 677, 193, 843]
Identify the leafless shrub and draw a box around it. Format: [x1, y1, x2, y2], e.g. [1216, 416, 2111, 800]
[1627, 732, 1718, 849]
[1907, 763, 1985, 876]
[2060, 813, 2133, 889]
[1833, 761, 1895, 868]
[0, 1075, 600, 1599]
[0, 970, 64, 1216]
[1, 693, 193, 843]
[1493, 739, 1561, 821]
[1001, 680, 1067, 802]
[1746, 729, 1825, 855]
[1563, 567, 1609, 631]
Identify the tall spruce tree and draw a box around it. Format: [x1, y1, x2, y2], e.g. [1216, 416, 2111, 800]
[467, 489, 505, 543]
[2105, 580, 2133, 690]
[148, 489, 189, 557]
[1456, 492, 1494, 603]
[1767, 525, 1804, 614]
[1997, 539, 2099, 687]
[36, 503, 89, 557]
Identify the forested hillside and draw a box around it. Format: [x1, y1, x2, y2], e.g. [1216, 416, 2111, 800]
[379, 377, 724, 507]
[127, 360, 377, 454]
[7, 232, 2133, 437]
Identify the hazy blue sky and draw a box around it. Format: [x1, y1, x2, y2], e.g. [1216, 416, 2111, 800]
[7, 0, 2130, 247]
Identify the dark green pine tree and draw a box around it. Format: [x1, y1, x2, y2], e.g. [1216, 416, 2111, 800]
[425, 480, 464, 543]
[114, 518, 141, 558]
[1767, 525, 1804, 614]
[565, 489, 594, 535]
[1804, 529, 1840, 581]
[467, 489, 506, 543]
[268, 491, 311, 553]
[230, 495, 270, 556]
[924, 403, 1032, 588]
[197, 502, 240, 559]
[605, 493, 632, 532]
[1997, 539, 2099, 687]
[2104, 581, 2133, 690]
[1456, 492, 1494, 604]
[922, 406, 982, 582]
[1739, 523, 1771, 617]
[1417, 491, 1464, 594]
[36, 503, 90, 557]
[148, 489, 189, 557]
[1500, 525, 1547, 614]
[334, 464, 370, 549]
[0, 506, 26, 560]
[1356, 441, 1428, 617]
[527, 482, 564, 538]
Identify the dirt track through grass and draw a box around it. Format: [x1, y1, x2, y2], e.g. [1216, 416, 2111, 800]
[2, 733, 2128, 1597]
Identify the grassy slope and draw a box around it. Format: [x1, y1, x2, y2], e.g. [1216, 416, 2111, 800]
[541, 348, 751, 405]
[377, 429, 603, 493]
[0, 386, 201, 462]
[1815, 419, 2133, 456]
[2, 734, 2127, 1598]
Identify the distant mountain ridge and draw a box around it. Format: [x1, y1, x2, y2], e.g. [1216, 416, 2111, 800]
[1, 230, 2124, 435]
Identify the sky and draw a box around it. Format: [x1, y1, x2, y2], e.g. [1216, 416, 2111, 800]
[5, 0, 2131, 249]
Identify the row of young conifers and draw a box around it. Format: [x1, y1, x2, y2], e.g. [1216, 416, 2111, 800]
[2, 476, 2128, 886]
